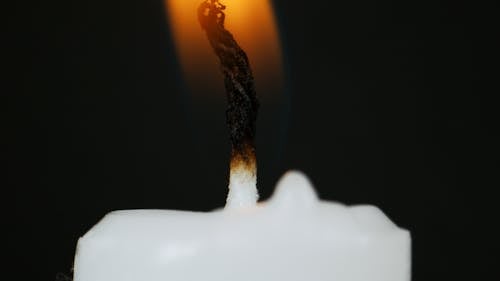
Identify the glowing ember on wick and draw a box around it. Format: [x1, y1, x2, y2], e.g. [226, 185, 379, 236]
[198, 0, 260, 208]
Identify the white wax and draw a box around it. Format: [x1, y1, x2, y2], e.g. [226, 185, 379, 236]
[226, 167, 258, 209]
[73, 171, 411, 281]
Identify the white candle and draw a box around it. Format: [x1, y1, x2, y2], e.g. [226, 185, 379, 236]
[73, 171, 411, 281]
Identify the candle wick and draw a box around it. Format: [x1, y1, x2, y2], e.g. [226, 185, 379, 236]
[198, 0, 260, 208]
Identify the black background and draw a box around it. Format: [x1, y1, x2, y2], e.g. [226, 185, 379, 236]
[4, 0, 499, 280]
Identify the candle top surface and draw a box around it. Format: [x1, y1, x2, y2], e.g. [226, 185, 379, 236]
[82, 171, 404, 242]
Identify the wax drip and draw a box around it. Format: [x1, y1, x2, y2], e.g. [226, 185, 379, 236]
[198, 0, 259, 207]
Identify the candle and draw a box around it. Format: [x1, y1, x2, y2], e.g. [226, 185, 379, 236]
[72, 2, 411, 280]
[73, 171, 411, 281]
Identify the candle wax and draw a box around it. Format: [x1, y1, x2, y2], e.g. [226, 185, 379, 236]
[73, 171, 411, 281]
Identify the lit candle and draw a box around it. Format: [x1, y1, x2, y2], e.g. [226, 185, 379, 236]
[72, 1, 411, 280]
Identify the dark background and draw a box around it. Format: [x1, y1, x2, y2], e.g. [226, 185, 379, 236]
[4, 0, 498, 280]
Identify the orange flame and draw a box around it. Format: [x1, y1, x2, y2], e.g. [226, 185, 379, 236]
[166, 0, 284, 99]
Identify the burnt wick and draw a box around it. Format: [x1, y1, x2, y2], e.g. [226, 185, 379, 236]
[198, 0, 259, 208]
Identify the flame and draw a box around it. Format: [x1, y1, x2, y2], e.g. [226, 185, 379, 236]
[166, 0, 284, 98]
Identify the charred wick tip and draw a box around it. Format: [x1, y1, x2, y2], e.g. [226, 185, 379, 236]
[230, 141, 257, 174]
[198, 0, 259, 174]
